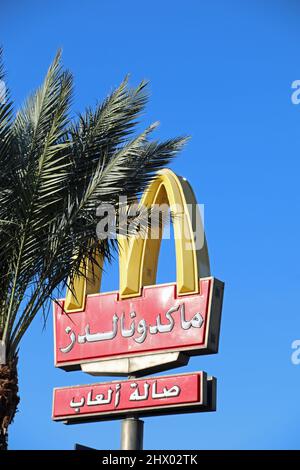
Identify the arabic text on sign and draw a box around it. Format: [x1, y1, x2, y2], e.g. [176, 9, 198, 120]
[60, 303, 204, 354]
[69, 380, 181, 413]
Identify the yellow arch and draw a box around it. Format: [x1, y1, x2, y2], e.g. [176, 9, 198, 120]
[64, 251, 103, 313]
[64, 169, 210, 311]
[118, 169, 210, 299]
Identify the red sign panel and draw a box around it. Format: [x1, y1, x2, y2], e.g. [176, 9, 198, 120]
[52, 372, 212, 422]
[54, 277, 223, 370]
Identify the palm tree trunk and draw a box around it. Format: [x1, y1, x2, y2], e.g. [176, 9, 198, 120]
[0, 357, 19, 450]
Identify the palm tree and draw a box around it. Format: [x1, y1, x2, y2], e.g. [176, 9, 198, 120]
[0, 49, 188, 450]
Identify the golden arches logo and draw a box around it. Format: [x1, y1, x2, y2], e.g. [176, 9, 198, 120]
[64, 169, 210, 313]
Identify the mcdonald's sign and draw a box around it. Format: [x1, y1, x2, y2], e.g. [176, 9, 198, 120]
[53, 169, 224, 375]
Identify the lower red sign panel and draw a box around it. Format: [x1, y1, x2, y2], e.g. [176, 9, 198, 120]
[52, 372, 215, 423]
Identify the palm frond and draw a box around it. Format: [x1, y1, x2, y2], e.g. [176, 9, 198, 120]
[0, 50, 189, 360]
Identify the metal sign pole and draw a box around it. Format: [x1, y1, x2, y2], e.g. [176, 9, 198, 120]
[120, 416, 144, 450]
[120, 375, 144, 450]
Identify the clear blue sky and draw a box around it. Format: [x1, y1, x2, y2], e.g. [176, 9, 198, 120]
[2, 0, 300, 450]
